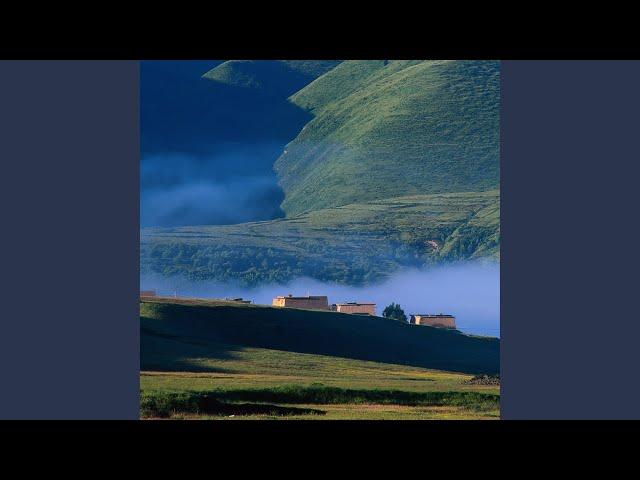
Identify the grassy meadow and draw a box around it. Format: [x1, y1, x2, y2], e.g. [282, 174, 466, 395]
[140, 297, 499, 420]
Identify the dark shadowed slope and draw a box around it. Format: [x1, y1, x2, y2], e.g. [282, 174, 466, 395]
[141, 60, 340, 228]
[140, 298, 499, 374]
[142, 60, 341, 156]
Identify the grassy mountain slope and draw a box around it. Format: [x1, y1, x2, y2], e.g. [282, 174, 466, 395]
[141, 60, 500, 286]
[141, 190, 499, 286]
[203, 60, 341, 98]
[275, 60, 500, 216]
[141, 298, 499, 374]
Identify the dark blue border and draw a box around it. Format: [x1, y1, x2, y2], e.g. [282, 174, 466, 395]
[501, 61, 640, 419]
[0, 61, 140, 419]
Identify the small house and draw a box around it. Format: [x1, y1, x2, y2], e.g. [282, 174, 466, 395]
[409, 314, 456, 329]
[272, 294, 330, 310]
[333, 302, 376, 315]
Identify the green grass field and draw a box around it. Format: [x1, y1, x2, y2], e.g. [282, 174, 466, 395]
[141, 297, 499, 420]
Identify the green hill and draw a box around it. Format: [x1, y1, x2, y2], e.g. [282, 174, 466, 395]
[141, 297, 499, 375]
[141, 190, 499, 286]
[140, 297, 499, 419]
[141, 60, 500, 286]
[203, 60, 341, 98]
[275, 60, 500, 216]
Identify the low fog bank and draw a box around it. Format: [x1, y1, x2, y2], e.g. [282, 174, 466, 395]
[141, 173, 284, 227]
[141, 149, 285, 227]
[140, 60, 311, 228]
[141, 263, 500, 337]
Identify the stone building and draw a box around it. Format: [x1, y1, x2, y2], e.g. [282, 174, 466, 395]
[272, 294, 330, 310]
[333, 302, 376, 315]
[409, 314, 456, 329]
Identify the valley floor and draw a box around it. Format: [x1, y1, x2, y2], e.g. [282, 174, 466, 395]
[140, 350, 499, 420]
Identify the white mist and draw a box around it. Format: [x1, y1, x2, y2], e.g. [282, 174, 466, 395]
[141, 263, 500, 337]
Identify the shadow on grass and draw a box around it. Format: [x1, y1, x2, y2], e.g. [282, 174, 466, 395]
[141, 390, 325, 419]
[140, 302, 500, 375]
[141, 386, 499, 418]
[213, 385, 499, 409]
[141, 324, 241, 374]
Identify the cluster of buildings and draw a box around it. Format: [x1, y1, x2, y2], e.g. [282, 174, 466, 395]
[272, 295, 376, 315]
[140, 289, 456, 329]
[271, 294, 456, 329]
